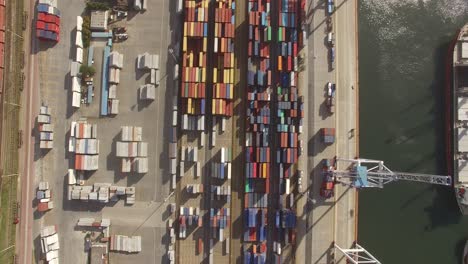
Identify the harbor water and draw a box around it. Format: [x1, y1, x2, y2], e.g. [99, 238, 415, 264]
[359, 0, 468, 263]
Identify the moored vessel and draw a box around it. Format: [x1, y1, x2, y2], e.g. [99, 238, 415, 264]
[451, 23, 468, 215]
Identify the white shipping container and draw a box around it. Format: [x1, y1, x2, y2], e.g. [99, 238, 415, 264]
[121, 158, 132, 173]
[70, 121, 77, 137]
[68, 137, 76, 152]
[137, 142, 148, 157]
[172, 110, 178, 126]
[77, 16, 83, 31]
[136, 158, 148, 173]
[211, 131, 216, 147]
[176, 0, 183, 13]
[171, 174, 176, 190]
[68, 169, 77, 185]
[110, 99, 119, 114]
[285, 178, 290, 195]
[179, 161, 184, 177]
[72, 92, 81, 108]
[196, 162, 201, 178]
[155, 69, 160, 85]
[200, 132, 205, 147]
[170, 159, 176, 174]
[227, 163, 231, 180]
[133, 127, 143, 141]
[40, 124, 54, 132]
[40, 140, 54, 149]
[109, 84, 117, 99]
[221, 117, 226, 132]
[173, 64, 179, 80]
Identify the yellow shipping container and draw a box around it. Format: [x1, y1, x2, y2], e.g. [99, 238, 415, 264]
[203, 37, 207, 52]
[202, 68, 206, 82]
[230, 53, 235, 68]
[183, 36, 187, 52]
[187, 98, 192, 114]
[213, 68, 217, 83]
[185, 67, 190, 82]
[225, 69, 230, 83]
[188, 52, 193, 67]
[212, 99, 216, 114]
[230, 69, 234, 84]
[199, 52, 203, 67]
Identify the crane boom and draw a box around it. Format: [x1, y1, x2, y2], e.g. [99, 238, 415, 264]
[330, 158, 451, 188]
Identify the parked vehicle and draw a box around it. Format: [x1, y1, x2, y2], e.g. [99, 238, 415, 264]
[113, 33, 129, 42]
[327, 0, 335, 15]
[320, 159, 335, 198]
[112, 27, 127, 34]
[329, 47, 335, 70]
[327, 32, 334, 46]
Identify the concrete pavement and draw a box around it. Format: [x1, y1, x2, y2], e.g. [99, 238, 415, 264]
[295, 0, 358, 263]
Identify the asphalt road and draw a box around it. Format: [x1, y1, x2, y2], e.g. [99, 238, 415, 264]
[17, 0, 40, 262]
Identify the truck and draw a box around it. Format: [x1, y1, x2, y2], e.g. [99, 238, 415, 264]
[320, 159, 335, 198]
[327, 0, 335, 15]
[327, 32, 334, 47]
[326, 82, 336, 113]
[329, 47, 335, 70]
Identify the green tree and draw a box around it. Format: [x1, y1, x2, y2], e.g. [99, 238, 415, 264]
[80, 65, 96, 77]
[85, 1, 110, 11]
[82, 16, 91, 48]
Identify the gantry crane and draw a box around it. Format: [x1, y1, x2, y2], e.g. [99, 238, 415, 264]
[327, 157, 451, 264]
[329, 157, 451, 188]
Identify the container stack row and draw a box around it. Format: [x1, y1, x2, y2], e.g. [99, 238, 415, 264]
[40, 225, 60, 264]
[107, 51, 123, 115]
[116, 126, 148, 173]
[110, 235, 142, 253]
[209, 208, 230, 241]
[274, 209, 297, 245]
[179, 206, 202, 239]
[38, 106, 54, 149]
[76, 218, 111, 227]
[68, 183, 136, 205]
[243, 208, 267, 242]
[243, 241, 267, 264]
[274, 0, 299, 254]
[180, 0, 209, 129]
[69, 121, 99, 171]
[169, 127, 178, 190]
[244, 0, 272, 258]
[212, 0, 235, 116]
[36, 0, 60, 42]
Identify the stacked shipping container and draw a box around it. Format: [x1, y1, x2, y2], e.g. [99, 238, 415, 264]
[36, 1, 60, 42]
[38, 106, 54, 149]
[212, 0, 235, 116]
[210, 208, 230, 241]
[274, 0, 299, 253]
[244, 1, 271, 261]
[69, 121, 99, 171]
[116, 126, 148, 173]
[181, 0, 209, 130]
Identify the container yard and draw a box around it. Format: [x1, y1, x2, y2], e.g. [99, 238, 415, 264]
[21, 0, 360, 262]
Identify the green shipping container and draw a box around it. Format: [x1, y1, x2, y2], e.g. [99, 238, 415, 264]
[278, 27, 283, 41]
[267, 27, 272, 41]
[184, 83, 189, 97]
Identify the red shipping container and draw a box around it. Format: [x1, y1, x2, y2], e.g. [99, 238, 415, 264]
[36, 21, 45, 30]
